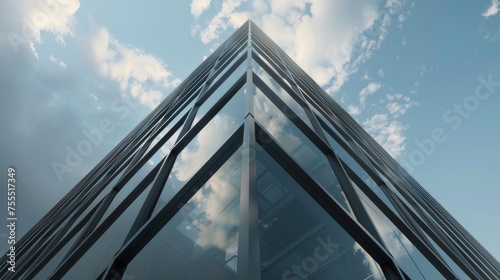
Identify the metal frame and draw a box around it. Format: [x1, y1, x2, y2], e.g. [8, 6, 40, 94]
[2, 20, 499, 280]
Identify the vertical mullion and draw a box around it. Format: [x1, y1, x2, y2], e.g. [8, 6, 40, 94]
[236, 115, 260, 280]
[270, 34, 405, 280]
[237, 22, 261, 280]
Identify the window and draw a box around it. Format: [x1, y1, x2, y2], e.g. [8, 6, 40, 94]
[257, 147, 385, 280]
[123, 148, 243, 279]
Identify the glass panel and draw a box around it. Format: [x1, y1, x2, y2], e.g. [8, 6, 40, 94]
[144, 107, 186, 156]
[313, 106, 349, 145]
[153, 86, 246, 215]
[99, 139, 169, 225]
[124, 148, 243, 279]
[254, 61, 312, 128]
[257, 148, 385, 280]
[425, 232, 470, 280]
[355, 184, 445, 280]
[62, 182, 154, 279]
[252, 48, 292, 88]
[148, 125, 181, 166]
[324, 131, 400, 217]
[254, 87, 352, 214]
[209, 45, 246, 88]
[182, 61, 213, 95]
[31, 229, 82, 279]
[192, 61, 247, 128]
[64, 170, 124, 238]
[97, 125, 181, 225]
[253, 32, 280, 59]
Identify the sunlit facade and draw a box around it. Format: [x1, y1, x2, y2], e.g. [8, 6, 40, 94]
[2, 20, 499, 280]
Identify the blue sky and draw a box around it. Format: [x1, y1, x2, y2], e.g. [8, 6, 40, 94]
[0, 0, 499, 261]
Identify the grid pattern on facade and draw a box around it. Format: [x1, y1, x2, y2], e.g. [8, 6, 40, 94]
[1, 20, 499, 280]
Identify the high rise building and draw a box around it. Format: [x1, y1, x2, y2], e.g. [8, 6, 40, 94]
[2, 20, 499, 280]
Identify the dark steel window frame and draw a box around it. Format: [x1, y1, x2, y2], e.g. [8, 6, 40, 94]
[100, 126, 244, 280]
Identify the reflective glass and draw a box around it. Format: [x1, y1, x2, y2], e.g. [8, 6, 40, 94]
[355, 184, 445, 280]
[97, 125, 181, 224]
[324, 131, 400, 218]
[192, 60, 247, 128]
[254, 61, 312, 128]
[63, 170, 124, 238]
[252, 33, 282, 64]
[148, 125, 181, 166]
[254, 87, 352, 213]
[124, 148, 243, 279]
[62, 182, 154, 279]
[257, 148, 385, 280]
[153, 86, 246, 215]
[313, 106, 350, 145]
[425, 232, 470, 279]
[252, 48, 292, 88]
[143, 107, 186, 156]
[208, 46, 247, 88]
[31, 228, 82, 279]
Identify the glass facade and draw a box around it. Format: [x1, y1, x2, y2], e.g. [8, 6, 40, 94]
[1, 20, 498, 280]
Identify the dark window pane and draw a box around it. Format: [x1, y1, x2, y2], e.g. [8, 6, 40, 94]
[257, 148, 385, 280]
[30, 230, 81, 279]
[424, 232, 470, 279]
[209, 43, 247, 86]
[192, 60, 247, 128]
[61, 182, 154, 279]
[64, 171, 123, 237]
[253, 61, 312, 128]
[144, 107, 186, 156]
[99, 132, 175, 225]
[313, 106, 349, 145]
[154, 86, 246, 215]
[252, 48, 292, 88]
[254, 87, 352, 214]
[123, 148, 243, 279]
[355, 184, 445, 280]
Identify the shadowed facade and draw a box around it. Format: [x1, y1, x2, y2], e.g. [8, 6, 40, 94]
[1, 20, 499, 280]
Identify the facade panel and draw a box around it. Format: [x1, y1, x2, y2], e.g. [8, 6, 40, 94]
[1, 20, 499, 280]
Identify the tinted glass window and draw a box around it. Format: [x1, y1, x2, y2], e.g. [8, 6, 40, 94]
[123, 148, 243, 279]
[355, 184, 445, 280]
[257, 148, 385, 280]
[154, 86, 246, 215]
[254, 86, 352, 214]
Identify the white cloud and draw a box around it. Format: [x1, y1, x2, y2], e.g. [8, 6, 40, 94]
[385, 93, 417, 117]
[359, 82, 382, 106]
[483, 0, 499, 18]
[190, 171, 240, 250]
[378, 68, 385, 77]
[191, 0, 411, 158]
[191, 0, 212, 18]
[252, 0, 269, 14]
[174, 113, 239, 182]
[84, 27, 181, 109]
[2, 0, 80, 57]
[20, 0, 80, 42]
[419, 65, 427, 76]
[48, 55, 67, 68]
[365, 205, 415, 261]
[362, 113, 407, 157]
[353, 243, 385, 280]
[191, 0, 408, 93]
[347, 105, 362, 116]
[193, 0, 251, 44]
